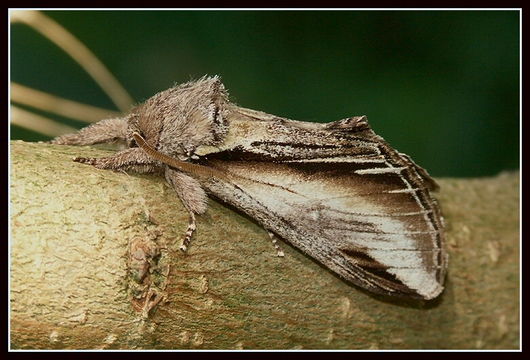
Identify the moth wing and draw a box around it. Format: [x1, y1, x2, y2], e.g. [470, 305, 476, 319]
[195, 110, 439, 191]
[193, 112, 445, 299]
[200, 157, 445, 300]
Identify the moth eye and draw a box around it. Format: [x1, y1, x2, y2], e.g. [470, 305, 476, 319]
[128, 134, 141, 148]
[128, 129, 145, 148]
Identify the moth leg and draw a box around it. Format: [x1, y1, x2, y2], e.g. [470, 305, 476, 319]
[51, 117, 128, 145]
[181, 213, 196, 252]
[267, 231, 285, 257]
[73, 147, 160, 173]
[165, 168, 208, 252]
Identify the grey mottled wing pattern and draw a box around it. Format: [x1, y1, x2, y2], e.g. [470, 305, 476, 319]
[197, 116, 446, 299]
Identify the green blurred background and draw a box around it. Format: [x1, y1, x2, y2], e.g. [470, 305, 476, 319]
[10, 10, 520, 177]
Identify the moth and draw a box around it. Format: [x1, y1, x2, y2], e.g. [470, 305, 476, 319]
[52, 76, 447, 300]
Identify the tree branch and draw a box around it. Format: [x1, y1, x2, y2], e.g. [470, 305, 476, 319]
[10, 141, 520, 349]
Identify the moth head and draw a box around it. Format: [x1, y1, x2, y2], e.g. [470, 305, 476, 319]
[125, 75, 229, 155]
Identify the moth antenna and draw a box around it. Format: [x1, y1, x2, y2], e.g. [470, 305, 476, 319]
[132, 132, 225, 181]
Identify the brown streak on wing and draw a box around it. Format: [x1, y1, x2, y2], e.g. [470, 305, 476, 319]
[197, 127, 445, 298]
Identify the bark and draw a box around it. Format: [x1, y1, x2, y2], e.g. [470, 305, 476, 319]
[10, 141, 520, 350]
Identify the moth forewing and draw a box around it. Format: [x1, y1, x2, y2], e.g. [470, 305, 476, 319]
[188, 105, 447, 300]
[54, 76, 447, 300]
[206, 167, 443, 299]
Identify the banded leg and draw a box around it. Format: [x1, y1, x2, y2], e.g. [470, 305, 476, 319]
[180, 213, 196, 252]
[73, 147, 161, 173]
[268, 231, 285, 257]
[165, 168, 208, 252]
